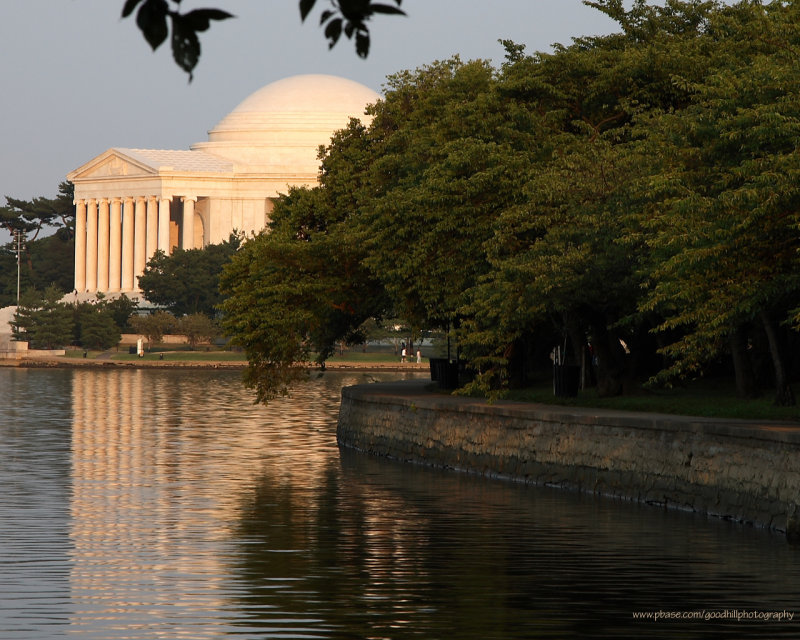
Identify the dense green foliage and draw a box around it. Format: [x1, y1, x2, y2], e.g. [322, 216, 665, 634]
[127, 310, 217, 350]
[130, 310, 176, 349]
[177, 313, 218, 349]
[74, 300, 123, 350]
[0, 182, 75, 306]
[105, 294, 139, 333]
[138, 234, 240, 317]
[220, 184, 388, 401]
[220, 0, 800, 405]
[12, 289, 129, 350]
[0, 181, 74, 238]
[12, 286, 75, 349]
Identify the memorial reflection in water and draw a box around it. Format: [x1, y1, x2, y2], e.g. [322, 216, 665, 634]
[1, 367, 799, 640]
[67, 368, 361, 637]
[66, 368, 446, 638]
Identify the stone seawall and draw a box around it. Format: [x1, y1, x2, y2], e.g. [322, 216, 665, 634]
[337, 380, 800, 539]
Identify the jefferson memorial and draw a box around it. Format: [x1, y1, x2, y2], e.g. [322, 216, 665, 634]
[67, 74, 379, 296]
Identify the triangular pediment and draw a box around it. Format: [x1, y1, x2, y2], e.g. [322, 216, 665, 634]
[67, 149, 159, 181]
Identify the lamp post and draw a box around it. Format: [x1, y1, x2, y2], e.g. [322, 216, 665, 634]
[14, 229, 24, 307]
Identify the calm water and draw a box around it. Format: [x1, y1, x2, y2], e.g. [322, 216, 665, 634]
[1, 367, 800, 639]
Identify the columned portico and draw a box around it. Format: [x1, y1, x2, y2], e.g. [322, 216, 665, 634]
[133, 196, 146, 285]
[67, 74, 379, 297]
[182, 196, 196, 251]
[109, 198, 122, 292]
[146, 196, 158, 260]
[121, 197, 135, 292]
[72, 192, 201, 295]
[97, 198, 110, 292]
[85, 199, 98, 292]
[158, 197, 171, 255]
[74, 200, 87, 292]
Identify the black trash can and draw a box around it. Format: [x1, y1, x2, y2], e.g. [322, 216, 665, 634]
[429, 357, 446, 382]
[429, 358, 459, 389]
[439, 361, 459, 390]
[553, 364, 580, 397]
[129, 346, 137, 355]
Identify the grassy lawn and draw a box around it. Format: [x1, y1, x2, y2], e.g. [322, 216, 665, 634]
[63, 347, 426, 364]
[62, 347, 414, 364]
[322, 351, 425, 363]
[113, 351, 247, 362]
[64, 349, 103, 359]
[506, 377, 800, 422]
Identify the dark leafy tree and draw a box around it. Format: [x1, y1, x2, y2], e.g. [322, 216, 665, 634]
[220, 185, 388, 403]
[0, 181, 74, 241]
[638, 0, 800, 405]
[0, 182, 75, 304]
[177, 313, 217, 349]
[12, 286, 75, 349]
[130, 310, 176, 350]
[138, 234, 240, 317]
[106, 294, 139, 332]
[355, 58, 539, 333]
[75, 298, 122, 351]
[218, 0, 800, 405]
[26, 229, 75, 294]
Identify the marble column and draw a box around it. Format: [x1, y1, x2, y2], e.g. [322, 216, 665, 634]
[85, 198, 98, 292]
[146, 196, 158, 261]
[97, 198, 110, 292]
[74, 199, 87, 292]
[134, 196, 147, 288]
[109, 198, 122, 292]
[121, 197, 135, 291]
[181, 197, 196, 250]
[158, 196, 172, 255]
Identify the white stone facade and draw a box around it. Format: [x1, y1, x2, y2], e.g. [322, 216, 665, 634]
[67, 75, 379, 295]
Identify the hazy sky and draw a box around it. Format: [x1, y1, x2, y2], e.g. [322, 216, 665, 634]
[0, 1, 622, 208]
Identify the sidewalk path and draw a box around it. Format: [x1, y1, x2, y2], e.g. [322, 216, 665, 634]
[348, 378, 800, 440]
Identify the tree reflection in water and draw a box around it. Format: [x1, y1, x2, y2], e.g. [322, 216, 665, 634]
[232, 449, 800, 640]
[3, 367, 799, 640]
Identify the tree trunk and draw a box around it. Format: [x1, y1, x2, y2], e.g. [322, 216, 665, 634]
[590, 320, 626, 397]
[729, 325, 757, 398]
[567, 325, 588, 391]
[760, 311, 795, 406]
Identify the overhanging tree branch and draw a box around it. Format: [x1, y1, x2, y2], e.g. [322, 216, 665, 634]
[122, 0, 405, 79]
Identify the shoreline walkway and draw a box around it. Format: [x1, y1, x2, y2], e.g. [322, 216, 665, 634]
[351, 378, 800, 435]
[0, 354, 430, 372]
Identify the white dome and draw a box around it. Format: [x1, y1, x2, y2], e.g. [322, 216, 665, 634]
[221, 74, 379, 117]
[191, 74, 379, 174]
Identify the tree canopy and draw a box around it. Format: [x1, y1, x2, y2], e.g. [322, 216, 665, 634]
[219, 0, 800, 406]
[137, 234, 240, 317]
[1, 182, 76, 306]
[130, 310, 176, 349]
[12, 289, 129, 351]
[0, 181, 74, 240]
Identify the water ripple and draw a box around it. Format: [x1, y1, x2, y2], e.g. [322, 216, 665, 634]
[1, 368, 799, 639]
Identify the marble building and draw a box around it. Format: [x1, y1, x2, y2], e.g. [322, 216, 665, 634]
[67, 74, 379, 296]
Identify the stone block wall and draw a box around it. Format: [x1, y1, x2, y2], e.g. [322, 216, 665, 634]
[337, 380, 800, 539]
[0, 337, 27, 360]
